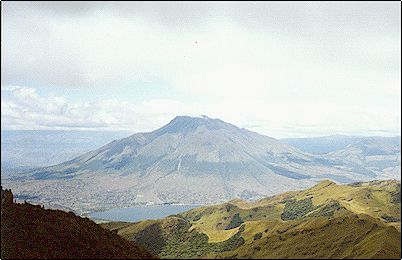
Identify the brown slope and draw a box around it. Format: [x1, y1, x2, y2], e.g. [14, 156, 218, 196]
[1, 189, 155, 259]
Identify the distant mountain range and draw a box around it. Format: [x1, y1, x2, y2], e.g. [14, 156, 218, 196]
[282, 135, 400, 154]
[326, 137, 400, 179]
[1, 130, 130, 169]
[2, 116, 400, 213]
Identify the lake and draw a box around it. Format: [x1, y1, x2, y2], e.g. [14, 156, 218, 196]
[89, 204, 201, 222]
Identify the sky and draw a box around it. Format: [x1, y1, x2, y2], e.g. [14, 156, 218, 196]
[1, 1, 401, 138]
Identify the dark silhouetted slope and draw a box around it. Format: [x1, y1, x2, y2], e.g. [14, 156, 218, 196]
[1, 188, 155, 259]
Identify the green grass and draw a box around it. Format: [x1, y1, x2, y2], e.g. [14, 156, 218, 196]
[101, 180, 401, 259]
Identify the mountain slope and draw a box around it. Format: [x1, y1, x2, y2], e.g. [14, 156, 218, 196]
[281, 135, 366, 154]
[325, 137, 401, 181]
[281, 135, 400, 154]
[5, 116, 398, 213]
[1, 188, 155, 259]
[102, 180, 401, 259]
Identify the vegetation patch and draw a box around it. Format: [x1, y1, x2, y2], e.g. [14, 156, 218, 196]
[210, 230, 245, 253]
[159, 226, 209, 258]
[348, 182, 364, 187]
[253, 232, 263, 240]
[239, 224, 245, 232]
[281, 198, 314, 220]
[390, 184, 401, 203]
[192, 213, 202, 221]
[225, 213, 244, 230]
[381, 215, 400, 223]
[131, 222, 167, 255]
[159, 225, 245, 258]
[309, 201, 341, 217]
[132, 216, 246, 259]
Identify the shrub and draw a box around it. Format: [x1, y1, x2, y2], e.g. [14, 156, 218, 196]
[381, 215, 400, 222]
[192, 214, 202, 221]
[225, 213, 244, 230]
[281, 198, 314, 220]
[253, 232, 262, 240]
[239, 224, 245, 232]
[309, 201, 341, 217]
[390, 184, 401, 203]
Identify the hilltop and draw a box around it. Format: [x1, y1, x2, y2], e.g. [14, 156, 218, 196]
[102, 180, 401, 259]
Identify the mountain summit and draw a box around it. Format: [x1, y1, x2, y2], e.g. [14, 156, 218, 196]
[17, 116, 392, 212]
[154, 115, 237, 135]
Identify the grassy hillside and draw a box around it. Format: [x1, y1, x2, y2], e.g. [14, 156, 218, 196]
[1, 188, 155, 259]
[102, 180, 401, 259]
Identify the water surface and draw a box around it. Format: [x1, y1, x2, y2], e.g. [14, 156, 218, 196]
[89, 204, 201, 222]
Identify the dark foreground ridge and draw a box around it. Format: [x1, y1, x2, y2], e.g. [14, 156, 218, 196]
[1, 187, 155, 259]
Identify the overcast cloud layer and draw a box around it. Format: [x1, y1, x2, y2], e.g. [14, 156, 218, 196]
[1, 1, 401, 138]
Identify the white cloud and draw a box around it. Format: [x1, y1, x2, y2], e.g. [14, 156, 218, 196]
[1, 2, 400, 137]
[1, 86, 400, 138]
[2, 2, 400, 92]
